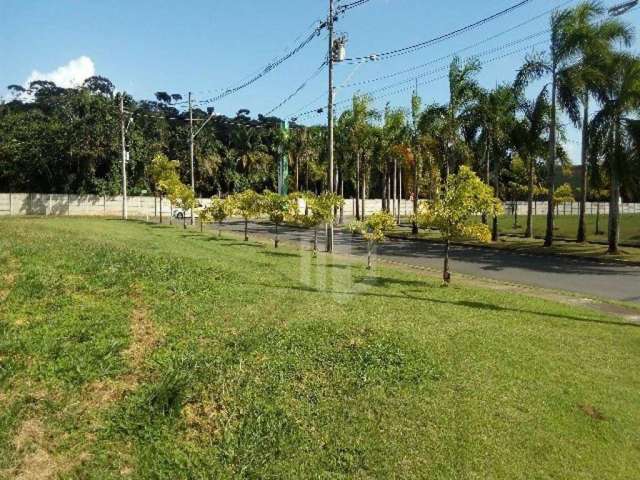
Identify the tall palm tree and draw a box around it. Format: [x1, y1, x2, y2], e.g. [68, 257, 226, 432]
[445, 56, 482, 178]
[417, 103, 449, 199]
[590, 53, 640, 253]
[561, 1, 634, 242]
[515, 6, 578, 247]
[347, 94, 379, 220]
[409, 91, 422, 234]
[512, 87, 552, 238]
[474, 84, 518, 240]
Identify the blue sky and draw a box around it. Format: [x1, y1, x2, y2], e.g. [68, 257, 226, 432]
[1, 0, 639, 162]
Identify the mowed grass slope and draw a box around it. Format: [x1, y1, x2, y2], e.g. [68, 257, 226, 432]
[0, 217, 639, 479]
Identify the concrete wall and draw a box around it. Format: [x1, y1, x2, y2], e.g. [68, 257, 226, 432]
[1, 193, 638, 218]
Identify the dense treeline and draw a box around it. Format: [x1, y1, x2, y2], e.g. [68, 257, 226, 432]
[0, 2, 638, 251]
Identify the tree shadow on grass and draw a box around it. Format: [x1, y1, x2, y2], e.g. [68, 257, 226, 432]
[260, 251, 301, 258]
[251, 281, 638, 329]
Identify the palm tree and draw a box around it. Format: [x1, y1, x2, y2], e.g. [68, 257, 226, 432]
[380, 106, 408, 222]
[444, 56, 482, 178]
[512, 87, 552, 238]
[590, 53, 640, 253]
[346, 94, 379, 220]
[515, 6, 578, 247]
[560, 1, 634, 242]
[409, 92, 422, 234]
[417, 103, 449, 199]
[474, 84, 518, 240]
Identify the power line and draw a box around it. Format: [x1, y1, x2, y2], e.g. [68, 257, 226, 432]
[265, 61, 328, 116]
[337, 0, 372, 13]
[342, 0, 534, 63]
[296, 40, 549, 120]
[195, 24, 326, 106]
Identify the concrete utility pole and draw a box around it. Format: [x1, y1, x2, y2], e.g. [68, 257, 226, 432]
[120, 93, 128, 220]
[189, 92, 195, 225]
[326, 0, 335, 253]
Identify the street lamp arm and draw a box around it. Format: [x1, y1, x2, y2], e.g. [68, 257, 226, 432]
[193, 112, 217, 139]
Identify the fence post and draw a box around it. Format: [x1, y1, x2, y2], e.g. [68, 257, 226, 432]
[8, 192, 12, 216]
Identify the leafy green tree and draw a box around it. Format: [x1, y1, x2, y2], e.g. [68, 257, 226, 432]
[415, 166, 501, 284]
[349, 211, 396, 269]
[209, 197, 234, 237]
[261, 191, 294, 248]
[175, 183, 197, 229]
[147, 153, 180, 224]
[198, 205, 212, 233]
[231, 189, 263, 241]
[297, 192, 344, 256]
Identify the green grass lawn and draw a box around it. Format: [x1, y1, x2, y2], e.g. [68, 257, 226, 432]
[498, 213, 640, 245]
[1, 217, 639, 479]
[392, 214, 640, 263]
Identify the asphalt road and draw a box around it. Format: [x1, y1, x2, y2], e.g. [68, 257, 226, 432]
[213, 220, 640, 303]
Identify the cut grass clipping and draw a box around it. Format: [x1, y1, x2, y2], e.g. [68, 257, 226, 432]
[1, 217, 639, 479]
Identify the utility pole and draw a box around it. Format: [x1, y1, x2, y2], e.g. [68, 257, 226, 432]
[120, 93, 128, 220]
[326, 0, 335, 253]
[189, 92, 195, 225]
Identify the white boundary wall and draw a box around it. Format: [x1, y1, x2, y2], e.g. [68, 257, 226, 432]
[0, 193, 638, 218]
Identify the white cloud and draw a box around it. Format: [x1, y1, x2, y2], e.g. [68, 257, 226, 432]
[25, 56, 95, 89]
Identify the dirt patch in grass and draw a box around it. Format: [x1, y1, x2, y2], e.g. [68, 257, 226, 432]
[81, 284, 161, 411]
[181, 399, 227, 440]
[123, 284, 161, 370]
[9, 419, 58, 480]
[579, 404, 606, 421]
[0, 257, 19, 302]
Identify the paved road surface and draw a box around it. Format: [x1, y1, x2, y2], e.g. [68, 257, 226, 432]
[213, 220, 640, 303]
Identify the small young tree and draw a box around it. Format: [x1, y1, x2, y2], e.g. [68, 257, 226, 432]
[198, 205, 212, 233]
[261, 191, 294, 248]
[161, 174, 183, 226]
[349, 211, 396, 269]
[297, 192, 344, 256]
[175, 184, 197, 230]
[231, 189, 263, 241]
[415, 165, 501, 284]
[209, 197, 234, 237]
[147, 153, 180, 224]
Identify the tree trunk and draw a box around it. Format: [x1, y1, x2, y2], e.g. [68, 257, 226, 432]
[608, 133, 620, 254]
[397, 163, 402, 224]
[219, 221, 223, 237]
[595, 202, 602, 235]
[200, 220, 204, 233]
[443, 238, 451, 285]
[525, 156, 534, 238]
[577, 93, 589, 243]
[382, 163, 388, 212]
[169, 202, 173, 225]
[355, 152, 361, 220]
[275, 222, 279, 248]
[393, 156, 397, 218]
[313, 226, 318, 257]
[183, 212, 187, 229]
[244, 218, 248, 241]
[545, 65, 558, 247]
[482, 139, 490, 225]
[339, 179, 344, 224]
[361, 167, 367, 221]
[412, 153, 419, 235]
[295, 157, 300, 191]
[492, 157, 499, 241]
[367, 240, 372, 270]
[159, 195, 163, 224]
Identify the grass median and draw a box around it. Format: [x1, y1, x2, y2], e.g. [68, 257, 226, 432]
[1, 217, 639, 478]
